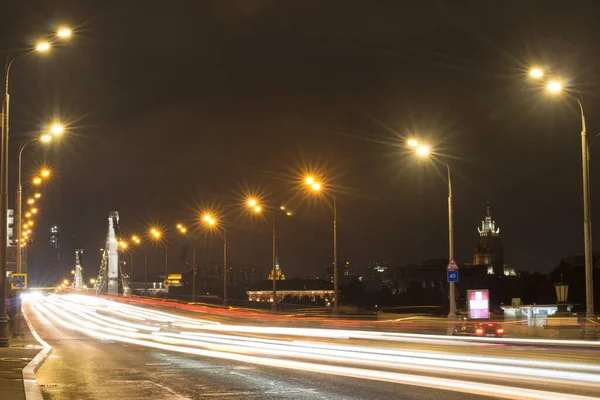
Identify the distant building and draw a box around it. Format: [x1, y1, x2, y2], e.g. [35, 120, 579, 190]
[472, 203, 514, 276]
[323, 260, 359, 284]
[196, 263, 265, 295]
[368, 260, 389, 280]
[49, 225, 60, 282]
[247, 279, 334, 305]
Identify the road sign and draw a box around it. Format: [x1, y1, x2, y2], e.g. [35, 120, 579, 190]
[10, 273, 27, 290]
[447, 270, 459, 283]
[446, 259, 459, 270]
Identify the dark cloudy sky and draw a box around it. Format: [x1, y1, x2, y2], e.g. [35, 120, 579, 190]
[4, 1, 600, 284]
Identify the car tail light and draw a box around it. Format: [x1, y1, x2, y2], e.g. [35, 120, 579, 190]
[497, 328, 504, 334]
[475, 328, 484, 335]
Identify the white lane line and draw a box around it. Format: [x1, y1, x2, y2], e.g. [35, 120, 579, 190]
[22, 306, 53, 400]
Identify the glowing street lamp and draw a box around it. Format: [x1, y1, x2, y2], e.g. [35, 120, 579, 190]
[40, 169, 50, 178]
[408, 139, 457, 322]
[27, 198, 34, 205]
[35, 41, 51, 52]
[546, 80, 563, 94]
[50, 124, 64, 135]
[34, 193, 41, 199]
[57, 27, 72, 38]
[529, 68, 544, 79]
[32, 177, 42, 185]
[90, 278, 96, 285]
[416, 145, 430, 157]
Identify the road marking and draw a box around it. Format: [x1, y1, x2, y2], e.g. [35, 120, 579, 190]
[147, 381, 190, 399]
[145, 362, 172, 366]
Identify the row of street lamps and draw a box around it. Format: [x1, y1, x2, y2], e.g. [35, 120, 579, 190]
[0, 26, 73, 346]
[114, 177, 336, 311]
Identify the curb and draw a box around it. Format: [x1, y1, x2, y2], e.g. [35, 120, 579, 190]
[22, 308, 53, 400]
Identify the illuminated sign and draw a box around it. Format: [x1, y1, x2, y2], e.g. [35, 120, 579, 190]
[467, 289, 489, 319]
[10, 273, 27, 290]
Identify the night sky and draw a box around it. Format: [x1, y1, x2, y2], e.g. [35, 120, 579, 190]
[4, 1, 600, 284]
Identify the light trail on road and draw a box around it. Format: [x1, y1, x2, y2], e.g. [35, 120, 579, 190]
[25, 293, 600, 400]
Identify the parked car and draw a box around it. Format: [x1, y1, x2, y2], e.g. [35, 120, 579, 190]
[453, 321, 504, 337]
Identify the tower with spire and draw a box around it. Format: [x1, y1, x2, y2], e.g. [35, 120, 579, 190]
[473, 202, 504, 276]
[268, 253, 286, 280]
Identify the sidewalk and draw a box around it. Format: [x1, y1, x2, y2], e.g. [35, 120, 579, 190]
[0, 313, 46, 400]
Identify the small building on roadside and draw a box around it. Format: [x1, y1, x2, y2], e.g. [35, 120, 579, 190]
[501, 303, 572, 327]
[247, 279, 334, 306]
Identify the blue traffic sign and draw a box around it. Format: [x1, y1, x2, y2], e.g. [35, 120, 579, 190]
[447, 270, 459, 283]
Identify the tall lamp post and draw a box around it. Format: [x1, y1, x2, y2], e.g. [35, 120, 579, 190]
[245, 198, 293, 311]
[130, 235, 141, 294]
[176, 223, 197, 302]
[303, 176, 339, 314]
[0, 26, 72, 347]
[150, 227, 168, 276]
[408, 139, 457, 321]
[202, 213, 228, 307]
[529, 69, 596, 338]
[149, 227, 164, 293]
[16, 124, 64, 273]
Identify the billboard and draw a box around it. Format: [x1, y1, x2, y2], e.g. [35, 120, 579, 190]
[7, 208, 13, 246]
[467, 289, 489, 319]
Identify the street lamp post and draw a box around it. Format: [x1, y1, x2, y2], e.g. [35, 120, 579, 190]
[246, 199, 293, 311]
[304, 177, 339, 313]
[408, 141, 457, 321]
[177, 224, 197, 302]
[203, 214, 227, 307]
[16, 125, 63, 274]
[149, 227, 165, 293]
[529, 70, 595, 338]
[130, 235, 141, 294]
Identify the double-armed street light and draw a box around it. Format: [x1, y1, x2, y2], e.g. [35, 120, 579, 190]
[0, 26, 73, 346]
[16, 124, 64, 274]
[407, 139, 457, 322]
[528, 68, 596, 338]
[202, 213, 228, 307]
[303, 175, 339, 313]
[246, 198, 293, 311]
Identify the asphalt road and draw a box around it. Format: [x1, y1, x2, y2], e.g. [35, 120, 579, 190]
[24, 294, 600, 399]
[27, 305, 489, 400]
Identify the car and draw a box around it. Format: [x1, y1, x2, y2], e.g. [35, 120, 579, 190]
[452, 321, 504, 337]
